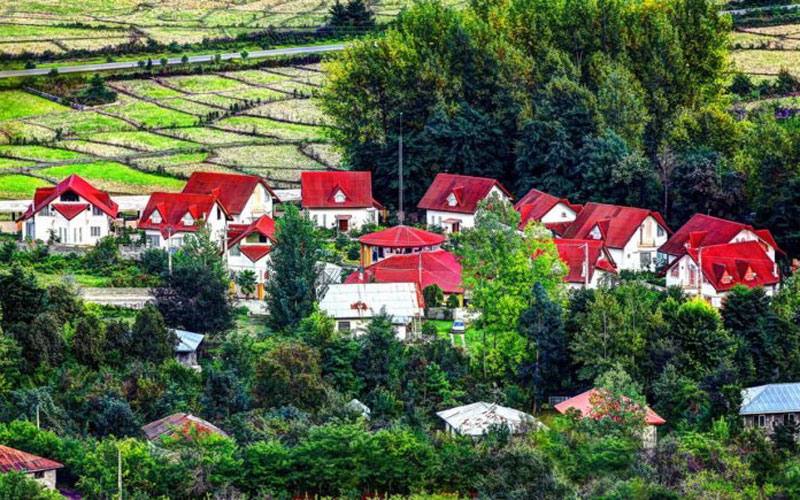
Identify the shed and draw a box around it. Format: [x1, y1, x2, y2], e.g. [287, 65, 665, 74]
[174, 329, 204, 369]
[0, 445, 63, 490]
[740, 383, 800, 432]
[142, 413, 229, 443]
[436, 402, 546, 437]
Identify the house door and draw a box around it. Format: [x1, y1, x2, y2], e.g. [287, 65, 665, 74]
[338, 218, 349, 232]
[451, 221, 460, 233]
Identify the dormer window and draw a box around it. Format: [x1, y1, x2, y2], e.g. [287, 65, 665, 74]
[150, 210, 162, 224]
[60, 192, 79, 202]
[333, 190, 346, 203]
[721, 272, 733, 285]
[182, 212, 194, 226]
[745, 267, 756, 281]
[589, 226, 601, 239]
[447, 192, 458, 207]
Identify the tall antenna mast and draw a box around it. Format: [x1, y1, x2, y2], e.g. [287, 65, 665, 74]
[398, 112, 404, 224]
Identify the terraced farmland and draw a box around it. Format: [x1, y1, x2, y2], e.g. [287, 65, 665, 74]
[0, 0, 466, 57]
[0, 62, 340, 198]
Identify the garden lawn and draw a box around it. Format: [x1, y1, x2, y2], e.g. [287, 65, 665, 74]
[0, 90, 67, 120]
[40, 161, 184, 192]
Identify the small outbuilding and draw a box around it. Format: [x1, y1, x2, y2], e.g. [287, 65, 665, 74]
[0, 444, 63, 490]
[358, 225, 445, 267]
[436, 402, 546, 437]
[174, 329, 204, 369]
[741, 383, 800, 432]
[142, 413, 229, 443]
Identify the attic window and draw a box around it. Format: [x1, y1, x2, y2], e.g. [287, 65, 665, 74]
[60, 191, 79, 202]
[744, 267, 756, 281]
[150, 211, 162, 224]
[447, 192, 458, 207]
[657, 226, 665, 237]
[333, 190, 346, 203]
[182, 212, 194, 226]
[721, 272, 733, 285]
[589, 226, 602, 240]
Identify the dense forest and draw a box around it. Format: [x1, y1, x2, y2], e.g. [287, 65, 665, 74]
[322, 0, 800, 260]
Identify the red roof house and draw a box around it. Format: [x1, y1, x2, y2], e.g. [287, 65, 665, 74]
[142, 413, 229, 443]
[555, 388, 666, 426]
[182, 172, 279, 221]
[138, 192, 230, 238]
[515, 188, 582, 233]
[668, 241, 780, 294]
[301, 171, 382, 209]
[345, 250, 464, 295]
[21, 174, 118, 221]
[418, 173, 513, 215]
[0, 445, 63, 474]
[226, 214, 277, 264]
[553, 239, 617, 287]
[659, 213, 783, 260]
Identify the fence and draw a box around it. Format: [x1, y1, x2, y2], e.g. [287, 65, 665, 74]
[24, 87, 84, 111]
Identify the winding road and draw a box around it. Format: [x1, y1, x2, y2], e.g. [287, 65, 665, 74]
[0, 43, 346, 79]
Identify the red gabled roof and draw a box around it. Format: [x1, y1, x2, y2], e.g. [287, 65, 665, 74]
[659, 214, 784, 257]
[239, 245, 272, 262]
[301, 171, 382, 209]
[141, 413, 229, 443]
[52, 202, 89, 220]
[227, 215, 277, 249]
[515, 188, 578, 230]
[678, 241, 780, 293]
[358, 225, 445, 249]
[183, 172, 279, 216]
[553, 239, 618, 284]
[561, 202, 670, 249]
[345, 250, 463, 294]
[21, 174, 118, 221]
[0, 445, 63, 473]
[417, 173, 513, 214]
[545, 222, 572, 237]
[138, 192, 230, 237]
[554, 388, 666, 426]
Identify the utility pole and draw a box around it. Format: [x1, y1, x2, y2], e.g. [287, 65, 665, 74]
[117, 448, 123, 500]
[697, 246, 703, 297]
[583, 243, 589, 287]
[35, 404, 40, 430]
[167, 226, 173, 276]
[398, 112, 404, 224]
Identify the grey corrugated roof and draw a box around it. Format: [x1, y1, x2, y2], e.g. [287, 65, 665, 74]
[318, 283, 423, 323]
[174, 329, 204, 353]
[740, 383, 800, 415]
[436, 402, 547, 436]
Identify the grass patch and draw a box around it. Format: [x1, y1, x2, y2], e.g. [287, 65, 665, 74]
[40, 161, 184, 192]
[90, 131, 198, 152]
[0, 175, 52, 198]
[0, 90, 68, 120]
[166, 75, 248, 93]
[0, 145, 87, 162]
[105, 101, 198, 128]
[731, 49, 800, 75]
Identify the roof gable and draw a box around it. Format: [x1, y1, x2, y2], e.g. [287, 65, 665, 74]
[418, 174, 513, 214]
[183, 172, 279, 216]
[686, 241, 779, 293]
[561, 202, 670, 249]
[515, 188, 577, 229]
[226, 215, 277, 249]
[52, 202, 89, 220]
[22, 174, 118, 221]
[660, 214, 783, 257]
[301, 171, 380, 209]
[553, 239, 618, 284]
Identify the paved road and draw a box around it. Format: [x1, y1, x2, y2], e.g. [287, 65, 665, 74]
[0, 44, 345, 79]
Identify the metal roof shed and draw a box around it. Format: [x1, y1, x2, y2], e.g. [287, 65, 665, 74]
[741, 383, 800, 415]
[436, 402, 547, 437]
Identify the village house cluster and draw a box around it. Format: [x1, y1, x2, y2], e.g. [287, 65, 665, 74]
[20, 170, 786, 310]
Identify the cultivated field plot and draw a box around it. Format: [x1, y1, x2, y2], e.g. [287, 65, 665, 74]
[731, 49, 800, 76]
[0, 62, 338, 198]
[0, 0, 465, 56]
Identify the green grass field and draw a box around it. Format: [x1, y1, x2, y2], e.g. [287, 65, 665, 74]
[0, 90, 68, 120]
[0, 61, 336, 198]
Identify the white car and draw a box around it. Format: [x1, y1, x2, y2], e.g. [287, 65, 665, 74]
[451, 320, 466, 334]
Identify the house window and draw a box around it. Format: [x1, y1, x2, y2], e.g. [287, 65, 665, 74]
[758, 415, 766, 427]
[91, 226, 101, 237]
[217, 206, 222, 220]
[670, 266, 679, 278]
[41, 205, 51, 216]
[230, 245, 241, 256]
[33, 471, 44, 479]
[338, 321, 351, 332]
[60, 192, 79, 202]
[447, 192, 458, 207]
[561, 211, 567, 218]
[93, 206, 103, 216]
[657, 226, 665, 237]
[151, 211, 162, 224]
[639, 252, 651, 269]
[334, 190, 346, 203]
[182, 213, 194, 226]
[74, 228, 82, 243]
[147, 235, 161, 248]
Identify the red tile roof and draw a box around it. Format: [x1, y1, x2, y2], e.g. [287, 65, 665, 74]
[0, 445, 63, 473]
[515, 188, 580, 230]
[21, 174, 118, 221]
[345, 250, 463, 294]
[138, 192, 230, 237]
[677, 241, 780, 293]
[183, 172, 279, 216]
[301, 171, 382, 209]
[52, 203, 89, 221]
[659, 214, 783, 257]
[545, 222, 572, 237]
[358, 225, 445, 249]
[561, 202, 670, 249]
[553, 239, 618, 284]
[554, 388, 666, 426]
[141, 413, 229, 442]
[227, 215, 277, 248]
[239, 244, 272, 262]
[417, 173, 513, 214]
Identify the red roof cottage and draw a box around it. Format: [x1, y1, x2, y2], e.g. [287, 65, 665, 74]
[301, 171, 384, 232]
[0, 444, 63, 490]
[418, 173, 513, 234]
[553, 239, 618, 289]
[561, 202, 671, 272]
[555, 388, 666, 448]
[226, 215, 277, 299]
[183, 172, 279, 223]
[659, 213, 783, 264]
[515, 188, 582, 235]
[138, 192, 231, 249]
[358, 225, 445, 267]
[664, 241, 780, 308]
[20, 174, 118, 246]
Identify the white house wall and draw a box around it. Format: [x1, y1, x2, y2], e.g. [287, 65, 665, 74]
[306, 207, 378, 230]
[27, 204, 113, 246]
[426, 210, 475, 232]
[228, 252, 270, 283]
[540, 202, 577, 224]
[616, 216, 669, 271]
[237, 184, 274, 223]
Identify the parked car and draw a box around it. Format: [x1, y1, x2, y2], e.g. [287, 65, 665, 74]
[451, 320, 466, 334]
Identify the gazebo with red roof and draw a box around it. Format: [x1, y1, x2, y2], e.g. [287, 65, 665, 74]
[358, 225, 446, 267]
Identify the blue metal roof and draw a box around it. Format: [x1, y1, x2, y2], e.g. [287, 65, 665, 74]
[174, 330, 204, 353]
[740, 383, 800, 415]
